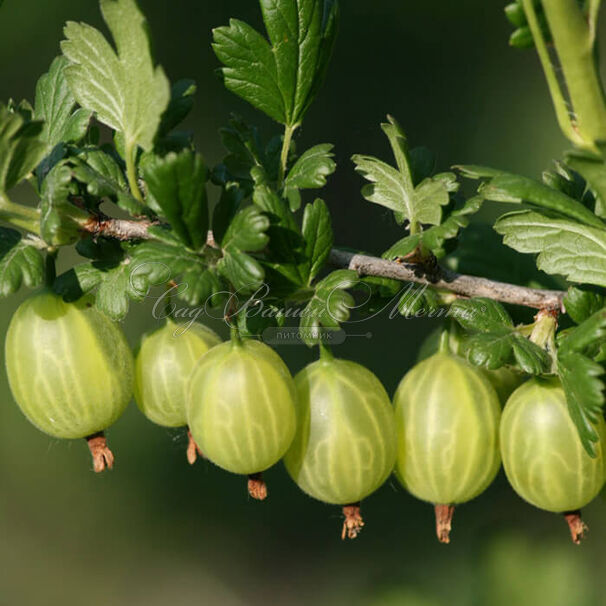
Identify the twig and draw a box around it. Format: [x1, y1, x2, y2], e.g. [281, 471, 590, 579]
[82, 216, 155, 241]
[81, 217, 567, 311]
[329, 249, 566, 311]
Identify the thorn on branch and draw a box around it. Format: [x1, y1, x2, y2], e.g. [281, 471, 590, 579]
[393, 246, 440, 283]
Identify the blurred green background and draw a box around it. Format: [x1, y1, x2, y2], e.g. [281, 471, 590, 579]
[1, 1, 605, 605]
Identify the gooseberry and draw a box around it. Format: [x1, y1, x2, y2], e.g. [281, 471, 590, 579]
[187, 336, 296, 499]
[394, 352, 501, 542]
[5, 291, 134, 471]
[134, 318, 221, 463]
[500, 377, 606, 543]
[284, 354, 397, 539]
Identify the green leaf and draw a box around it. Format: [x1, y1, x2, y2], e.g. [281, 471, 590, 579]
[382, 235, 420, 260]
[542, 160, 594, 209]
[450, 298, 513, 332]
[217, 246, 265, 293]
[301, 198, 333, 284]
[253, 183, 305, 288]
[495, 210, 606, 287]
[212, 182, 245, 244]
[352, 155, 410, 214]
[34, 56, 92, 148]
[509, 334, 552, 375]
[353, 117, 457, 227]
[558, 352, 604, 456]
[143, 150, 208, 249]
[61, 0, 170, 152]
[283, 143, 335, 211]
[563, 286, 605, 324]
[131, 240, 225, 310]
[504, 0, 551, 48]
[71, 149, 141, 214]
[557, 308, 606, 456]
[95, 259, 147, 319]
[236, 300, 285, 339]
[463, 330, 514, 369]
[40, 163, 88, 246]
[55, 244, 142, 319]
[54, 263, 105, 302]
[56, 238, 211, 319]
[565, 150, 606, 218]
[505, 2, 526, 27]
[0, 228, 44, 296]
[509, 26, 534, 48]
[398, 285, 441, 318]
[156, 79, 197, 141]
[214, 116, 266, 190]
[481, 172, 605, 228]
[221, 205, 270, 252]
[382, 196, 484, 259]
[559, 307, 606, 355]
[179, 266, 225, 308]
[418, 195, 484, 258]
[450, 298, 551, 373]
[454, 165, 505, 179]
[300, 269, 357, 346]
[0, 104, 47, 191]
[446, 223, 561, 289]
[212, 0, 339, 126]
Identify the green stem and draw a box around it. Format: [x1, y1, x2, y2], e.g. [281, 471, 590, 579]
[540, 0, 606, 148]
[125, 141, 144, 204]
[529, 313, 557, 349]
[164, 283, 174, 321]
[230, 323, 242, 345]
[437, 329, 451, 354]
[319, 342, 334, 361]
[588, 0, 602, 45]
[278, 124, 297, 186]
[529, 312, 558, 372]
[0, 192, 41, 234]
[522, 0, 584, 147]
[45, 249, 57, 287]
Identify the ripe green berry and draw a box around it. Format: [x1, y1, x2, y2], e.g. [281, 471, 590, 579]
[284, 356, 397, 539]
[134, 319, 221, 427]
[5, 291, 133, 470]
[394, 352, 501, 542]
[187, 338, 296, 498]
[500, 377, 606, 543]
[417, 326, 523, 405]
[134, 319, 222, 463]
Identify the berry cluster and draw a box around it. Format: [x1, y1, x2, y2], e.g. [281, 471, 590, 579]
[6, 292, 604, 543]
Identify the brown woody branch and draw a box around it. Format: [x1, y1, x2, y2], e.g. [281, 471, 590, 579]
[81, 217, 567, 311]
[82, 216, 156, 241]
[329, 249, 565, 311]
